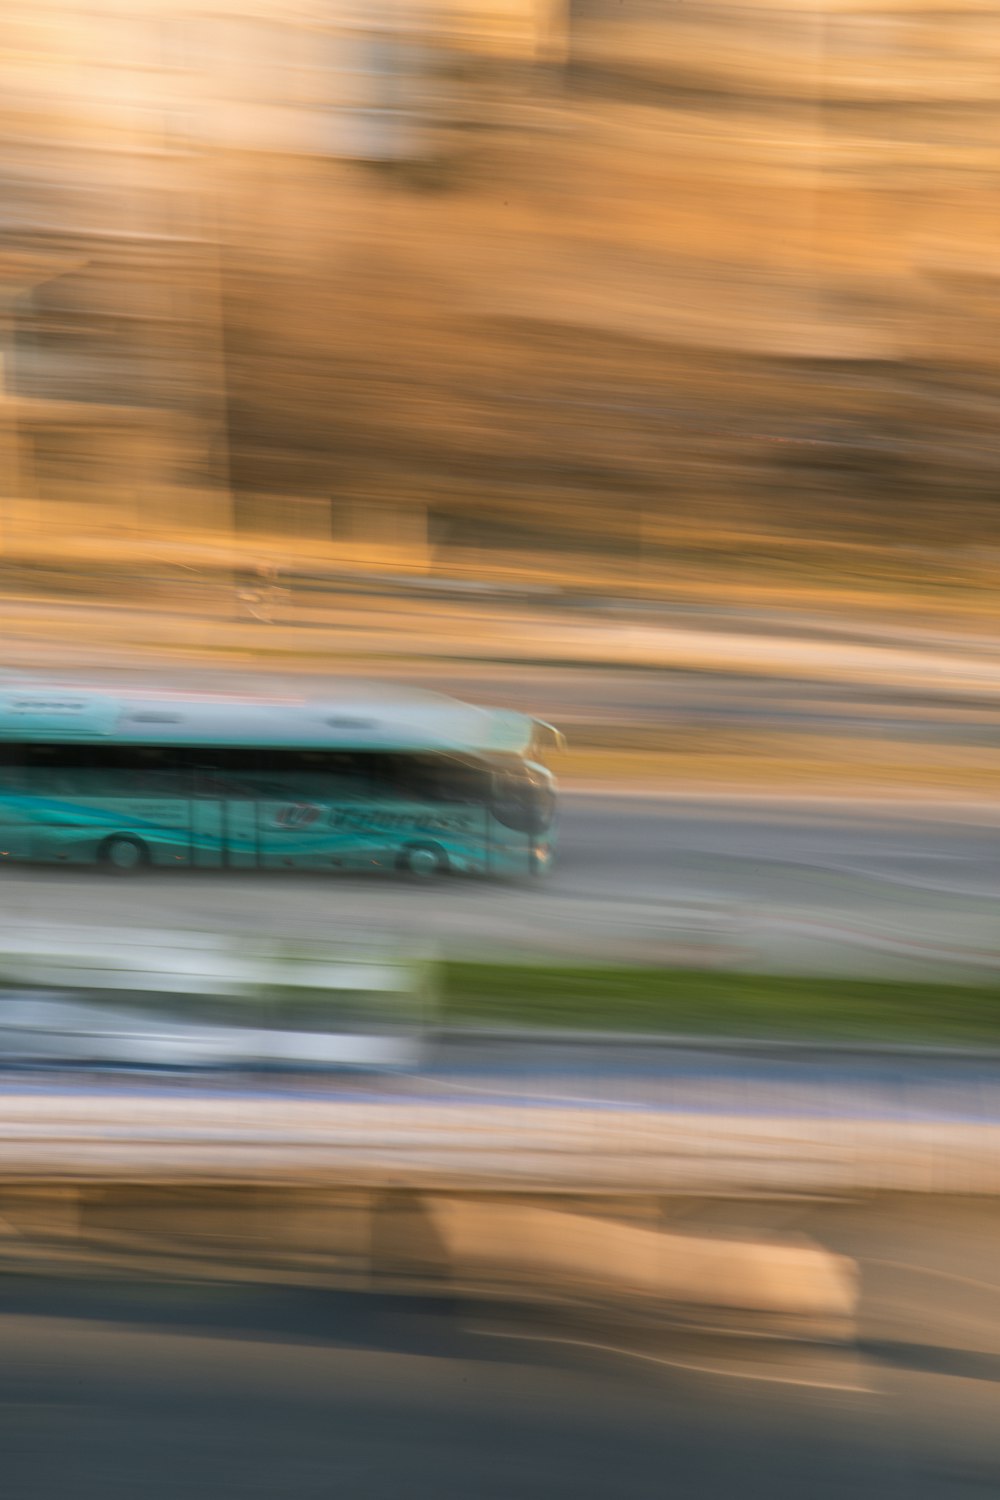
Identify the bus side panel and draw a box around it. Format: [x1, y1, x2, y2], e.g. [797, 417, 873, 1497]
[325, 800, 491, 875]
[256, 799, 339, 870]
[0, 790, 99, 863]
[0, 796, 34, 863]
[254, 799, 492, 875]
[225, 801, 258, 869]
[0, 794, 193, 866]
[100, 798, 193, 868]
[484, 819, 534, 877]
[190, 800, 225, 869]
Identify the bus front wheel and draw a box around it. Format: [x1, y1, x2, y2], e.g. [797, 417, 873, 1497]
[397, 843, 448, 880]
[99, 835, 150, 874]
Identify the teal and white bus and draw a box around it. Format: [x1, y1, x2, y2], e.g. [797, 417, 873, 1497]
[0, 684, 561, 879]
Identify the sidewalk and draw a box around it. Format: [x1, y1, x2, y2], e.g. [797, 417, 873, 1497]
[2, 1085, 999, 1194]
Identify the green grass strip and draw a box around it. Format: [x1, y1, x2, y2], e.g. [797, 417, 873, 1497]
[439, 963, 1000, 1045]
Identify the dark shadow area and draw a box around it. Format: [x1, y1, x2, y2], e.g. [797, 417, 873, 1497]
[0, 1267, 855, 1387]
[0, 863, 485, 889]
[862, 1339, 1000, 1386]
[0, 1273, 472, 1361]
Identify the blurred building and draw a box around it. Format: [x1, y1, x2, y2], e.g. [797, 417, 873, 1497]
[1, 0, 998, 579]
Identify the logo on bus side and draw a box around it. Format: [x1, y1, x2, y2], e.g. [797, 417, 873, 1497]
[273, 805, 474, 833]
[328, 808, 472, 833]
[274, 804, 322, 828]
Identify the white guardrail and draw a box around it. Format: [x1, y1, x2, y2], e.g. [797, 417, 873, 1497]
[0, 926, 434, 1070]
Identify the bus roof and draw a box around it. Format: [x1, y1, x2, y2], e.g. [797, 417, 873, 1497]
[0, 682, 539, 758]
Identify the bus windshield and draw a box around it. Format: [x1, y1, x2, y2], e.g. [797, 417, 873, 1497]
[491, 764, 556, 834]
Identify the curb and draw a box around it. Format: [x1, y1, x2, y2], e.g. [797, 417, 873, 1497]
[433, 1024, 1000, 1062]
[562, 788, 1000, 816]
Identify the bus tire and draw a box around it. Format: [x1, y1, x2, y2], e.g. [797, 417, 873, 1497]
[99, 835, 150, 874]
[397, 843, 448, 880]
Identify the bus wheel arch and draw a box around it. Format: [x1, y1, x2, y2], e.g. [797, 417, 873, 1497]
[396, 842, 449, 879]
[98, 834, 150, 873]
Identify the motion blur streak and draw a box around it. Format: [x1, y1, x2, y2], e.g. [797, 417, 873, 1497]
[2, 0, 1000, 607]
[2, 0, 1000, 1495]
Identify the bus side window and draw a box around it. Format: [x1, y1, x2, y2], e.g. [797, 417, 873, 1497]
[20, 744, 105, 796]
[18, 745, 189, 798]
[433, 762, 490, 804]
[371, 754, 488, 804]
[115, 747, 187, 797]
[254, 750, 367, 801]
[369, 755, 410, 801]
[191, 749, 255, 799]
[370, 755, 435, 802]
[0, 745, 24, 792]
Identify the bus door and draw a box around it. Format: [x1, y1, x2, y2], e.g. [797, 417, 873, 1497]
[225, 797, 258, 869]
[190, 762, 258, 869]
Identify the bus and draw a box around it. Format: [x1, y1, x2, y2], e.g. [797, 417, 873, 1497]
[0, 684, 561, 879]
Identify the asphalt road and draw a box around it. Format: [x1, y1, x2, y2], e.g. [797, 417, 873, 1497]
[5, 1196, 1000, 1499]
[8, 1038, 1000, 1125]
[1, 793, 996, 970]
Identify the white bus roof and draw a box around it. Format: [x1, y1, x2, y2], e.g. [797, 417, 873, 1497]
[0, 682, 539, 758]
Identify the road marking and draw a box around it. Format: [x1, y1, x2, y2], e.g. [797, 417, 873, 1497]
[425, 1076, 615, 1108]
[471, 1326, 875, 1393]
[863, 1258, 1000, 1298]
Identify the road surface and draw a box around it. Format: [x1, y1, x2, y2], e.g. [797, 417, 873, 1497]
[5, 1195, 1000, 1498]
[0, 793, 996, 970]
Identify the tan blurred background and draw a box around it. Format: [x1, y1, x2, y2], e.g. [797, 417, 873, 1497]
[2, 0, 999, 601]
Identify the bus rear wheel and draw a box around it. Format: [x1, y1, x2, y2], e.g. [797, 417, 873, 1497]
[99, 835, 150, 874]
[397, 843, 448, 880]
